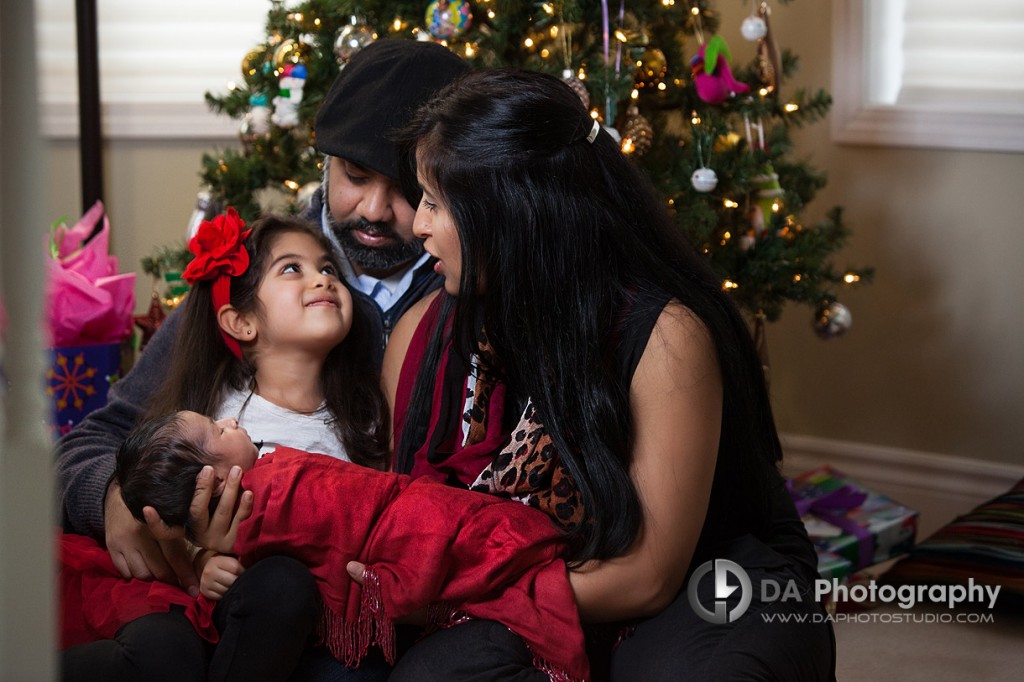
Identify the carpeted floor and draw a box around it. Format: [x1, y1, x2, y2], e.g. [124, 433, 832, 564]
[833, 600, 1024, 680]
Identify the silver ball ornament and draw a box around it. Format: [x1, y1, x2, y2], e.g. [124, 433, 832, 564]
[741, 16, 768, 41]
[813, 301, 853, 339]
[335, 18, 376, 64]
[691, 167, 719, 193]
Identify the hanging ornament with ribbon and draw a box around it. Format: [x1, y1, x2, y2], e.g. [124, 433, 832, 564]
[690, 132, 718, 193]
[754, 2, 782, 92]
[558, 11, 589, 108]
[741, 0, 768, 41]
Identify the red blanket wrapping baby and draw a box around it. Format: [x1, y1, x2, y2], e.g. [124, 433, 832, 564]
[60, 449, 589, 681]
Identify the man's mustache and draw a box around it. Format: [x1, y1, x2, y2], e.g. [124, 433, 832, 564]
[340, 218, 397, 239]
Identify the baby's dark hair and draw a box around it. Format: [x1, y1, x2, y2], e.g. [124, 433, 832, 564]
[115, 413, 213, 542]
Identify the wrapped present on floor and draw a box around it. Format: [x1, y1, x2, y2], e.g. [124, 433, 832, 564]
[789, 466, 918, 572]
[45, 201, 134, 438]
[815, 548, 854, 581]
[47, 343, 127, 439]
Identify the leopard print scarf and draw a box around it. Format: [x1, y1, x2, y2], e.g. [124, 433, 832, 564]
[467, 390, 586, 533]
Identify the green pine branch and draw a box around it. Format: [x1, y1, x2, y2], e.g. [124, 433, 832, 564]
[187, 0, 871, 335]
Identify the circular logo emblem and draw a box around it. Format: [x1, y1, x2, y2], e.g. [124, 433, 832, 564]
[687, 559, 752, 624]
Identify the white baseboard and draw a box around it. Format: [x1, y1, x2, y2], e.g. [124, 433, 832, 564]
[779, 433, 1024, 538]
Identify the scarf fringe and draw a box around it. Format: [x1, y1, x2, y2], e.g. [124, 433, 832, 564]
[315, 566, 397, 667]
[532, 654, 589, 682]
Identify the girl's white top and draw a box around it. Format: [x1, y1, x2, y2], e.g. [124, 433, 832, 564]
[215, 387, 350, 462]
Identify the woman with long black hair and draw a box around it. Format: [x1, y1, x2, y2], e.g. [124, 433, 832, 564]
[374, 68, 835, 680]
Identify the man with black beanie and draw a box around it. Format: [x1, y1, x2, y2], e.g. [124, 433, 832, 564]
[56, 40, 470, 681]
[311, 39, 470, 345]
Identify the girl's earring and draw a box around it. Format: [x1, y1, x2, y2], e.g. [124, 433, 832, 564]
[246, 329, 253, 336]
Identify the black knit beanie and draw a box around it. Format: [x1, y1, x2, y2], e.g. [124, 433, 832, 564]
[315, 40, 470, 180]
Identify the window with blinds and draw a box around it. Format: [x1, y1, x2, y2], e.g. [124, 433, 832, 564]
[832, 0, 1024, 152]
[36, 1, 265, 138]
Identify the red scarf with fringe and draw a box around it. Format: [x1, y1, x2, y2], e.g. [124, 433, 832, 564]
[60, 450, 589, 681]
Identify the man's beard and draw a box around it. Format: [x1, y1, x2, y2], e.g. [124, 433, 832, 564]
[327, 214, 424, 274]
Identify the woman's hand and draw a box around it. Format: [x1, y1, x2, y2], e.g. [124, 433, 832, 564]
[197, 552, 245, 601]
[143, 465, 254, 554]
[105, 481, 199, 597]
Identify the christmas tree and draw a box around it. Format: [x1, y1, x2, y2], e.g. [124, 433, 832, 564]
[196, 0, 872, 344]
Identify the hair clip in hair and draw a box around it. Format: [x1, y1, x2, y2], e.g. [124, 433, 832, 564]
[586, 120, 601, 144]
[181, 206, 251, 359]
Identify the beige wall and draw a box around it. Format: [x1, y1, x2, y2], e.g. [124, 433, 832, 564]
[42, 2, 1024, 466]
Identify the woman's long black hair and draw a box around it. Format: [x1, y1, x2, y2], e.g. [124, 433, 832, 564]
[148, 214, 389, 469]
[396, 69, 781, 562]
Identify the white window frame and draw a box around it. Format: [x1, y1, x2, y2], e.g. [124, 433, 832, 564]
[831, 0, 1024, 153]
[36, 1, 267, 139]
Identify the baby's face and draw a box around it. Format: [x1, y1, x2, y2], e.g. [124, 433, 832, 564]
[180, 411, 259, 475]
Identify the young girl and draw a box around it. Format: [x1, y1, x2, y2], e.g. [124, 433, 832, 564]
[62, 211, 391, 682]
[147, 208, 388, 469]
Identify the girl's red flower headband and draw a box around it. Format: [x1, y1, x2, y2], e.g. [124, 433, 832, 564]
[182, 207, 251, 359]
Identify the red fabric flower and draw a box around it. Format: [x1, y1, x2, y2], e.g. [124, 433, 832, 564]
[182, 207, 252, 284]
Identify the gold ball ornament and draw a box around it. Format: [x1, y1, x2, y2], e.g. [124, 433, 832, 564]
[621, 105, 653, 157]
[635, 47, 667, 88]
[273, 38, 311, 69]
[242, 48, 265, 79]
